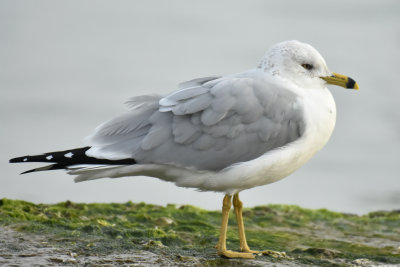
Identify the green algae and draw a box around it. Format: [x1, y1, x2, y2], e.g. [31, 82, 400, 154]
[0, 198, 399, 266]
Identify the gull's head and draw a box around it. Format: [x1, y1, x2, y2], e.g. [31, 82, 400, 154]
[259, 40, 359, 90]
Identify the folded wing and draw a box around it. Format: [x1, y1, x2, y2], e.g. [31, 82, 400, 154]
[85, 71, 305, 171]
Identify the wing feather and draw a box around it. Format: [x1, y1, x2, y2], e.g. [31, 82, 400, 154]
[86, 71, 305, 171]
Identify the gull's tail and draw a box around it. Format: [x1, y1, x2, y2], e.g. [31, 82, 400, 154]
[9, 147, 136, 174]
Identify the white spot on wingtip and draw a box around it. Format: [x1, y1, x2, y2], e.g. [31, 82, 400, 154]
[23, 158, 28, 162]
[64, 152, 73, 158]
[46, 155, 53, 160]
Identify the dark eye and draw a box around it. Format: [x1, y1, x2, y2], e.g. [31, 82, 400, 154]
[301, 63, 313, 70]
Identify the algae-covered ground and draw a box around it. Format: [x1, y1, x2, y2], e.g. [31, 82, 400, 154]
[0, 198, 399, 266]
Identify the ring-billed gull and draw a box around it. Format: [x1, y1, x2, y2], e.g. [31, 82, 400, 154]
[10, 40, 359, 259]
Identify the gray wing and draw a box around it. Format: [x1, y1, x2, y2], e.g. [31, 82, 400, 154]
[85, 73, 305, 171]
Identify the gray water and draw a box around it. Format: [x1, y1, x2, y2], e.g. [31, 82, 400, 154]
[1, 0, 399, 214]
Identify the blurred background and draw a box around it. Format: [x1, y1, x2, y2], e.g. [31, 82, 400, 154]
[1, 0, 399, 214]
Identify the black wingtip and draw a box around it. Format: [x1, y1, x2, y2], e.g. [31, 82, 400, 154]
[10, 147, 137, 174]
[20, 164, 63, 174]
[10, 156, 28, 163]
[21, 169, 36, 174]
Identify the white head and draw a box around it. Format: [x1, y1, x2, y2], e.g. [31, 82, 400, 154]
[259, 40, 359, 90]
[259, 40, 332, 88]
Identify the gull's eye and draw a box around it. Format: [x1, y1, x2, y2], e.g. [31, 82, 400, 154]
[301, 63, 313, 70]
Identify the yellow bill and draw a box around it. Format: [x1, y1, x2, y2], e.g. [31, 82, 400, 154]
[321, 72, 359, 90]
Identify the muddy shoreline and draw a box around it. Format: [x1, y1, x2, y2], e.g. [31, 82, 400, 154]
[1, 199, 399, 266]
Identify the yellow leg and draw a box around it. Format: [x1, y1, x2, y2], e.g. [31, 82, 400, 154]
[232, 193, 252, 252]
[216, 194, 254, 259]
[232, 193, 287, 258]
